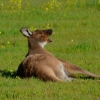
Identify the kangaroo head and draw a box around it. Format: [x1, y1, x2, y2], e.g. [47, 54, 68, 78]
[20, 27, 53, 48]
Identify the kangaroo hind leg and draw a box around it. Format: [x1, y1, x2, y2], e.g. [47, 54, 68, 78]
[38, 66, 63, 82]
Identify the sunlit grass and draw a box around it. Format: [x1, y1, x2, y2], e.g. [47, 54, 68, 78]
[0, 0, 100, 100]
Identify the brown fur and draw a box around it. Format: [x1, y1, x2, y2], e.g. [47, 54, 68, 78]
[17, 28, 100, 82]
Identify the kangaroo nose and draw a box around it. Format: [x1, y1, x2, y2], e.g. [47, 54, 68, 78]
[48, 29, 53, 35]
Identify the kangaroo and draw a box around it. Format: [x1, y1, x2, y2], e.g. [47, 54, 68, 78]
[17, 27, 100, 82]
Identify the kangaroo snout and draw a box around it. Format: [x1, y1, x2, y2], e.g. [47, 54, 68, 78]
[47, 29, 53, 35]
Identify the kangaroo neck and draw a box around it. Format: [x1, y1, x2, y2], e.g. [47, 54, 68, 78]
[26, 38, 53, 57]
[28, 38, 40, 50]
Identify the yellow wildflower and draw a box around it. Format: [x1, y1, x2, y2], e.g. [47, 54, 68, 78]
[7, 41, 10, 44]
[1, 46, 5, 49]
[16, 76, 21, 80]
[99, 0, 100, 4]
[10, 70, 13, 73]
[71, 40, 73, 42]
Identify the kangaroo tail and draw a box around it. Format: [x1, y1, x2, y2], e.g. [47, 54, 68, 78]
[68, 64, 100, 78]
[59, 59, 100, 78]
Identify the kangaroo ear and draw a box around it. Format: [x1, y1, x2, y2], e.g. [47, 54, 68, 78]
[20, 27, 32, 37]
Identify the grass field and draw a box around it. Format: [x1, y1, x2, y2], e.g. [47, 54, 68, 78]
[0, 0, 100, 100]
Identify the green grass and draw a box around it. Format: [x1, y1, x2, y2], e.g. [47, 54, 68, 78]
[0, 0, 100, 99]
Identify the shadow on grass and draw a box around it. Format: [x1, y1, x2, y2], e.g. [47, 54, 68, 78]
[0, 69, 97, 80]
[79, 76, 95, 80]
[0, 69, 17, 78]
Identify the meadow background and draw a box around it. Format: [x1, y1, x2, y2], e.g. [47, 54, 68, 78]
[0, 0, 100, 100]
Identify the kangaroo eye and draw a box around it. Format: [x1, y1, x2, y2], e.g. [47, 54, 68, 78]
[39, 31, 42, 34]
